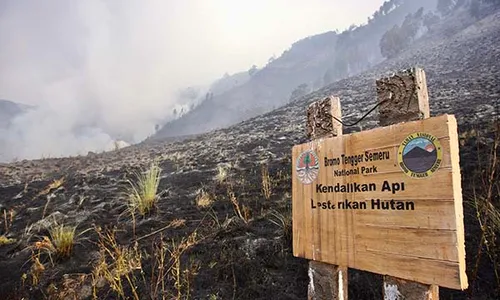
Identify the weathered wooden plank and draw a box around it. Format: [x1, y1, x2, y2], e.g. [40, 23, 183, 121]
[447, 107, 468, 291]
[294, 200, 459, 263]
[356, 227, 459, 262]
[355, 250, 460, 289]
[354, 199, 457, 230]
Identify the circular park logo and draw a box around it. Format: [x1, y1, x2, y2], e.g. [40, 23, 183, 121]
[296, 150, 320, 184]
[398, 132, 443, 178]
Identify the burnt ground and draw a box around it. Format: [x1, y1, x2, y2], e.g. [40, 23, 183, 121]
[0, 8, 500, 300]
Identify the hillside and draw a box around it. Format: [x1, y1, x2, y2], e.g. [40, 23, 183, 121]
[0, 100, 34, 162]
[152, 0, 438, 140]
[0, 99, 32, 128]
[0, 1, 499, 300]
[166, 70, 255, 122]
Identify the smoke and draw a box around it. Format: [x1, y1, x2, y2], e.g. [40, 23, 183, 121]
[0, 0, 385, 162]
[0, 0, 210, 161]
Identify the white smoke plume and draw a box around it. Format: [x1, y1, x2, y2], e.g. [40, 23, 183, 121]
[0, 0, 384, 162]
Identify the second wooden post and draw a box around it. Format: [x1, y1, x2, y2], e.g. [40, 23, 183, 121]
[306, 96, 348, 300]
[377, 67, 439, 300]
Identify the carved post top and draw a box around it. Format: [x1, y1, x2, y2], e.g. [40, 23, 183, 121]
[376, 67, 430, 127]
[306, 96, 342, 140]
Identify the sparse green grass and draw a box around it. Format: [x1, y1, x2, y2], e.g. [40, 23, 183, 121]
[268, 208, 292, 241]
[26, 223, 78, 288]
[126, 162, 162, 216]
[49, 223, 77, 258]
[32, 220, 89, 260]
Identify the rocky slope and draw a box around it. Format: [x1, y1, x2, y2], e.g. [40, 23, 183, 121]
[0, 6, 499, 300]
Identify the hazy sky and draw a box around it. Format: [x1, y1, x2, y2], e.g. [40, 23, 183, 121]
[0, 0, 384, 161]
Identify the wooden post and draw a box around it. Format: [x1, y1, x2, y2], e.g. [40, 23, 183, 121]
[377, 67, 439, 300]
[306, 97, 342, 140]
[306, 96, 348, 300]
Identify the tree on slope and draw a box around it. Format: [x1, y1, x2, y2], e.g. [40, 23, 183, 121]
[380, 24, 407, 58]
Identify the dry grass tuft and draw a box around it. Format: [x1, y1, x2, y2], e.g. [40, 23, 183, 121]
[37, 177, 65, 197]
[167, 231, 201, 299]
[92, 227, 143, 300]
[29, 252, 46, 286]
[3, 209, 15, 233]
[227, 186, 251, 224]
[150, 234, 168, 299]
[276, 169, 291, 182]
[468, 121, 500, 292]
[196, 189, 214, 208]
[34, 236, 56, 254]
[126, 162, 162, 216]
[215, 165, 228, 184]
[261, 164, 272, 200]
[150, 230, 202, 299]
[169, 218, 187, 228]
[48, 273, 89, 300]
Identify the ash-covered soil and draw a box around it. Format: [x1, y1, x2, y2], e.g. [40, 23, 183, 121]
[0, 9, 500, 300]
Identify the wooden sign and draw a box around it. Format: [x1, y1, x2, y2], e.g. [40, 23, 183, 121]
[292, 114, 467, 290]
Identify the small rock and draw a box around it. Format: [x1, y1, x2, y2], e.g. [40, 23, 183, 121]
[78, 284, 93, 299]
[93, 276, 107, 289]
[242, 237, 272, 259]
[26, 207, 41, 214]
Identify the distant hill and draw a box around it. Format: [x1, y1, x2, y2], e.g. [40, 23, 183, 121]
[210, 69, 254, 96]
[151, 0, 438, 140]
[0, 99, 32, 128]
